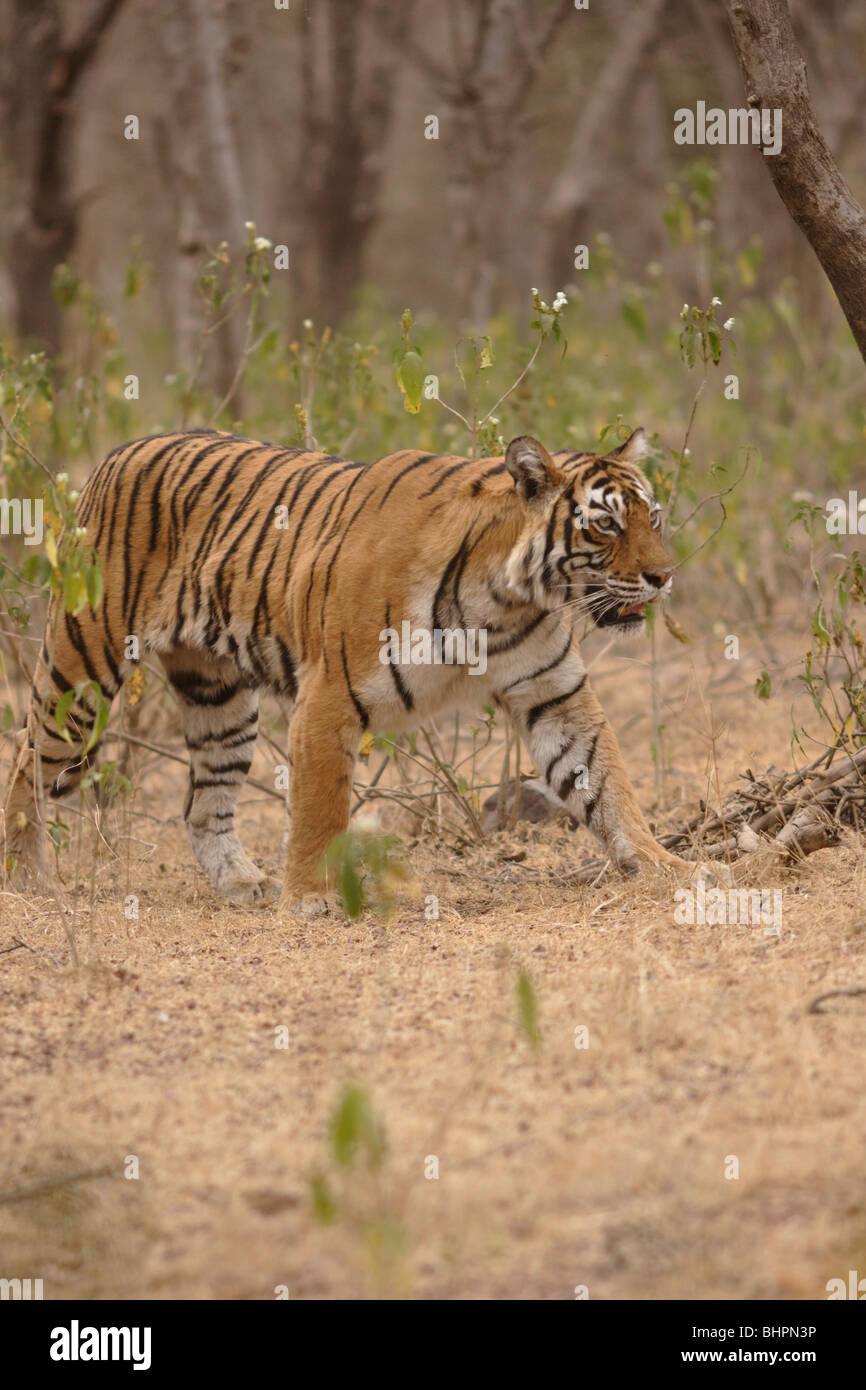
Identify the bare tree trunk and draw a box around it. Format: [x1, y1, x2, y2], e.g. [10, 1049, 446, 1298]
[292, 0, 409, 329]
[158, 0, 248, 401]
[443, 0, 527, 326]
[392, 0, 570, 327]
[300, 0, 364, 327]
[0, 0, 126, 351]
[158, 4, 209, 378]
[541, 0, 667, 294]
[193, 0, 246, 241]
[191, 0, 248, 398]
[723, 0, 866, 367]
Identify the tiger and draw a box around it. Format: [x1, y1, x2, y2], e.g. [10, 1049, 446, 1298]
[3, 425, 696, 913]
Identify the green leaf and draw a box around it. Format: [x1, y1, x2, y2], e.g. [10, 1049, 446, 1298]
[396, 349, 424, 414]
[478, 336, 494, 370]
[754, 670, 772, 701]
[124, 261, 141, 299]
[63, 570, 86, 614]
[517, 969, 541, 1050]
[736, 235, 764, 289]
[622, 293, 647, 341]
[340, 848, 364, 919]
[330, 1085, 386, 1170]
[82, 689, 109, 754]
[54, 688, 77, 737]
[310, 1172, 339, 1224]
[687, 158, 716, 209]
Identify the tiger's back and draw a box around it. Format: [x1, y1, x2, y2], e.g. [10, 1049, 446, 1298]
[74, 429, 512, 693]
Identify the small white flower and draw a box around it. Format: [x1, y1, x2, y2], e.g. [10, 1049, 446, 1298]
[531, 287, 539, 297]
[254, 236, 272, 252]
[681, 303, 689, 315]
[69, 489, 79, 502]
[75, 526, 87, 538]
[56, 472, 68, 485]
[711, 296, 722, 307]
[683, 448, 691, 458]
[303, 318, 313, 329]
[244, 221, 255, 233]
[552, 291, 568, 311]
[723, 317, 735, 331]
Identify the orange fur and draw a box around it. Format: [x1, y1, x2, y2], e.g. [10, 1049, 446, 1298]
[3, 427, 687, 908]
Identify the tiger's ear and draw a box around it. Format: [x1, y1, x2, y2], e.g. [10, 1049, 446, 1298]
[504, 436, 563, 504]
[609, 428, 649, 464]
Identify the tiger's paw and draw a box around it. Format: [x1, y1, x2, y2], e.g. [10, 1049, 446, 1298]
[688, 859, 733, 889]
[276, 890, 344, 921]
[1, 814, 50, 892]
[636, 853, 734, 889]
[659, 856, 733, 889]
[3, 858, 58, 896]
[220, 872, 280, 906]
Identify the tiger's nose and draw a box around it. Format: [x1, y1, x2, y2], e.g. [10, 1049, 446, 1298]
[643, 569, 674, 588]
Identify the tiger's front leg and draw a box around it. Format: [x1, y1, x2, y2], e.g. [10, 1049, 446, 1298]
[499, 650, 683, 874]
[279, 676, 361, 914]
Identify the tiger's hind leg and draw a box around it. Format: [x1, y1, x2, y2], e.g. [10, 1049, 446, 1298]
[3, 604, 121, 887]
[161, 648, 274, 904]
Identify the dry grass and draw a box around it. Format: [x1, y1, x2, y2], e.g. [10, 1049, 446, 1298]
[2, 619, 866, 1300]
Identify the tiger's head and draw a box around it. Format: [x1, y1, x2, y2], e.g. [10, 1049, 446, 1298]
[502, 430, 674, 632]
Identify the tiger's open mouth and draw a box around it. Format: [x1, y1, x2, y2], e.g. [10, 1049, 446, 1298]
[585, 585, 649, 629]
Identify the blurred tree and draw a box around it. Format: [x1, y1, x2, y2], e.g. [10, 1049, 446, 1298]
[724, 0, 866, 366]
[3, 0, 865, 360]
[0, 0, 126, 351]
[387, 0, 571, 327]
[157, 0, 247, 402]
[291, 0, 409, 329]
[542, 0, 668, 294]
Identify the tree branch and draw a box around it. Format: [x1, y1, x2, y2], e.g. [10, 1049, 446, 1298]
[723, 0, 866, 366]
[51, 0, 127, 99]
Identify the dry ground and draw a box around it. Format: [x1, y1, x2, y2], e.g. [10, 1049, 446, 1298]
[2, 618, 865, 1300]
